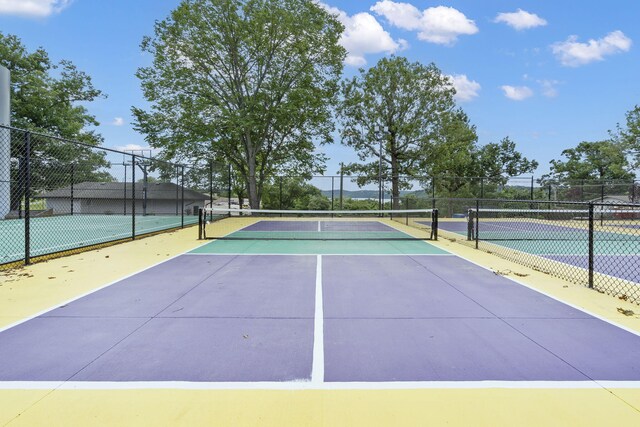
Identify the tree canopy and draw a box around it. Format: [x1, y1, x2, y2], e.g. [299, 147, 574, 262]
[0, 32, 104, 142]
[338, 56, 456, 208]
[133, 0, 346, 208]
[0, 32, 110, 210]
[339, 57, 537, 204]
[544, 140, 633, 182]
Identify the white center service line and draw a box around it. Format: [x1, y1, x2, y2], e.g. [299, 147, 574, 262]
[317, 220, 321, 232]
[311, 254, 324, 384]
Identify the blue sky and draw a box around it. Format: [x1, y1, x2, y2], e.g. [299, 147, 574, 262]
[0, 0, 638, 178]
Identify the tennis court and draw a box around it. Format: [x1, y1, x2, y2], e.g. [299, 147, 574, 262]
[2, 209, 640, 387]
[0, 214, 198, 265]
[438, 209, 640, 285]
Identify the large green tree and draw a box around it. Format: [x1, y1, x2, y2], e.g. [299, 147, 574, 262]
[0, 32, 110, 210]
[613, 105, 640, 168]
[427, 111, 537, 204]
[544, 140, 633, 181]
[338, 56, 456, 209]
[133, 0, 346, 208]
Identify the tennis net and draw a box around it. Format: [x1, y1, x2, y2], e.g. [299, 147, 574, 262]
[198, 207, 438, 241]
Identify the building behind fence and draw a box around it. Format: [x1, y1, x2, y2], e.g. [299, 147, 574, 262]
[0, 125, 228, 268]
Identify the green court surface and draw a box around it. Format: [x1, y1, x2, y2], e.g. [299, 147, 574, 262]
[0, 214, 198, 264]
[191, 238, 449, 255]
[218, 230, 413, 240]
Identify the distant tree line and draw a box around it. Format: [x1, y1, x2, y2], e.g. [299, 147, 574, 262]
[4, 0, 640, 212]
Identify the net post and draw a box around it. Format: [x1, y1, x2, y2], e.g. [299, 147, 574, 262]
[198, 208, 203, 240]
[588, 203, 594, 289]
[405, 197, 409, 226]
[474, 199, 480, 249]
[467, 208, 473, 241]
[24, 131, 31, 265]
[432, 208, 438, 240]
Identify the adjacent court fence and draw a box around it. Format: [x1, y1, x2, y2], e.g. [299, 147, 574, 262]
[253, 173, 640, 217]
[0, 125, 228, 268]
[435, 199, 640, 304]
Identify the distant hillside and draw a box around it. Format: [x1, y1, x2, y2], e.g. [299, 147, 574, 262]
[320, 189, 430, 199]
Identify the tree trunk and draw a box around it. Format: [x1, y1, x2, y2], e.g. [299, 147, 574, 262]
[247, 155, 260, 209]
[391, 153, 400, 210]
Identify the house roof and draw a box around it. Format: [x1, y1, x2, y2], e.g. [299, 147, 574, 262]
[41, 182, 208, 201]
[587, 195, 637, 204]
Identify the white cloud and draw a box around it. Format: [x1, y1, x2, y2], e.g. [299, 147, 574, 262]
[0, 0, 71, 17]
[538, 80, 560, 98]
[371, 1, 478, 46]
[494, 9, 547, 31]
[447, 74, 481, 102]
[501, 85, 533, 101]
[551, 31, 632, 67]
[319, 2, 403, 66]
[111, 117, 125, 127]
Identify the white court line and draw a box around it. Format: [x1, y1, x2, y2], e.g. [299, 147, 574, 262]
[184, 253, 455, 257]
[1, 380, 639, 390]
[311, 255, 324, 384]
[448, 252, 640, 339]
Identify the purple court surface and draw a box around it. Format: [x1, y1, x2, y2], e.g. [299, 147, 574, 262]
[437, 220, 640, 284]
[1, 252, 640, 383]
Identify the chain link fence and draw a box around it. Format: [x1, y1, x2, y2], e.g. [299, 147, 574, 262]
[435, 199, 640, 304]
[0, 125, 227, 268]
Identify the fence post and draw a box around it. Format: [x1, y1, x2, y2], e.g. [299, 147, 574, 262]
[600, 184, 605, 226]
[588, 203, 594, 289]
[181, 165, 185, 228]
[279, 176, 283, 216]
[227, 163, 232, 211]
[331, 176, 335, 216]
[432, 176, 436, 209]
[24, 131, 31, 265]
[339, 163, 344, 210]
[131, 155, 136, 240]
[548, 184, 552, 201]
[530, 176, 534, 200]
[209, 160, 213, 221]
[123, 163, 127, 215]
[174, 165, 179, 216]
[70, 163, 75, 215]
[474, 199, 480, 249]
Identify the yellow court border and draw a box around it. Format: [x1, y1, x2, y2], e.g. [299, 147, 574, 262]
[1, 223, 640, 425]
